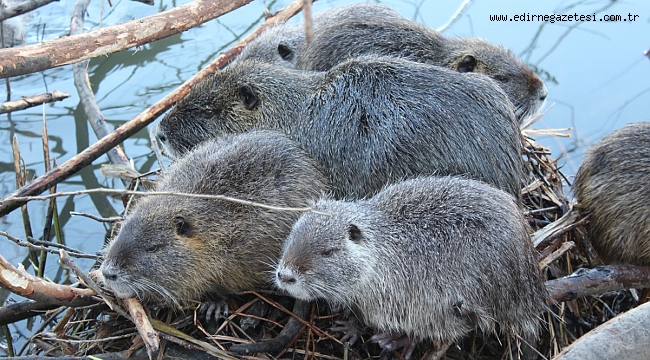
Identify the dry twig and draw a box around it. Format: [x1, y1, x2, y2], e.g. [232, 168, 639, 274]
[0, 90, 70, 114]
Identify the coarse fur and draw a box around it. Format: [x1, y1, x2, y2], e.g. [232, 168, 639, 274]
[157, 55, 523, 199]
[236, 3, 401, 67]
[573, 122, 650, 265]
[276, 176, 547, 350]
[100, 130, 329, 305]
[237, 3, 546, 122]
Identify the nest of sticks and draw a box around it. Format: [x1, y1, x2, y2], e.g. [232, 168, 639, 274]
[8, 123, 644, 360]
[2, 2, 648, 359]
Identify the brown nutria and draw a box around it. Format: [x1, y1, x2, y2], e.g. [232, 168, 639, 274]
[236, 3, 401, 67]
[100, 130, 329, 303]
[157, 55, 524, 199]
[573, 122, 650, 266]
[275, 176, 547, 359]
[237, 3, 546, 122]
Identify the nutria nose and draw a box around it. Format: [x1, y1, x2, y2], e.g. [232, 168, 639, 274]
[277, 269, 297, 284]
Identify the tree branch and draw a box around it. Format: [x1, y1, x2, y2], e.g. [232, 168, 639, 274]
[0, 0, 306, 218]
[0, 0, 253, 78]
[0, 90, 70, 114]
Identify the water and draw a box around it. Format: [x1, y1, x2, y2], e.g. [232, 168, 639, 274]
[0, 0, 649, 351]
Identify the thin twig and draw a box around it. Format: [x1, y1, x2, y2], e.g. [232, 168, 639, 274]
[0, 91, 70, 114]
[0, 231, 100, 260]
[2, 188, 329, 214]
[436, 0, 473, 32]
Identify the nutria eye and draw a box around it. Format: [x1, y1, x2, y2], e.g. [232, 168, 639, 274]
[238, 85, 258, 110]
[146, 245, 159, 253]
[278, 43, 294, 61]
[494, 74, 509, 83]
[321, 248, 339, 257]
[348, 224, 363, 243]
[458, 55, 477, 73]
[174, 215, 193, 236]
[203, 108, 214, 117]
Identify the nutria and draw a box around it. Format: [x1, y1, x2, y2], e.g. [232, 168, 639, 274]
[573, 122, 650, 265]
[237, 3, 546, 122]
[101, 130, 328, 301]
[275, 176, 547, 359]
[236, 3, 401, 67]
[157, 55, 523, 199]
[295, 6, 547, 122]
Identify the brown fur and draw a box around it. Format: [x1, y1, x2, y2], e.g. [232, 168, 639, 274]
[100, 130, 329, 305]
[573, 122, 650, 265]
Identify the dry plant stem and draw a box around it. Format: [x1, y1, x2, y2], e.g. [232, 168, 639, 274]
[0, 0, 56, 21]
[0, 90, 70, 114]
[545, 265, 650, 303]
[0, 0, 253, 78]
[153, 319, 238, 360]
[71, 0, 129, 168]
[249, 292, 338, 343]
[0, 0, 307, 218]
[124, 297, 160, 357]
[0, 251, 96, 305]
[539, 241, 574, 271]
[11, 136, 37, 266]
[38, 107, 55, 278]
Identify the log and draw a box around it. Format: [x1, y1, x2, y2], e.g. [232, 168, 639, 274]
[552, 301, 650, 360]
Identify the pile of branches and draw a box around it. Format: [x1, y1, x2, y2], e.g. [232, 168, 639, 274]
[1, 0, 649, 359]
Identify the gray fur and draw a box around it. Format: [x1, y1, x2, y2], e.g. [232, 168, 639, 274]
[573, 122, 650, 265]
[100, 130, 329, 305]
[276, 176, 547, 347]
[157, 55, 523, 199]
[236, 3, 401, 67]
[237, 3, 546, 122]
[295, 7, 547, 122]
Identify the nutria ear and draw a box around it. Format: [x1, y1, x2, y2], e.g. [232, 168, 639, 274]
[348, 224, 363, 243]
[457, 55, 477, 73]
[278, 43, 294, 61]
[238, 85, 258, 110]
[174, 215, 193, 237]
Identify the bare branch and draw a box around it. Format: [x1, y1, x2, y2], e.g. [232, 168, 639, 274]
[0, 90, 70, 114]
[0, 0, 253, 78]
[0, 0, 306, 217]
[0, 0, 57, 22]
[545, 265, 650, 303]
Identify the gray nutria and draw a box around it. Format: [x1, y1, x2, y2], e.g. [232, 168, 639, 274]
[100, 130, 329, 304]
[157, 55, 523, 199]
[276, 176, 547, 359]
[573, 122, 650, 265]
[236, 3, 401, 67]
[238, 3, 546, 122]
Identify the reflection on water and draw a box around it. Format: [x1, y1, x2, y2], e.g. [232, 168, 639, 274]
[0, 0, 648, 348]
